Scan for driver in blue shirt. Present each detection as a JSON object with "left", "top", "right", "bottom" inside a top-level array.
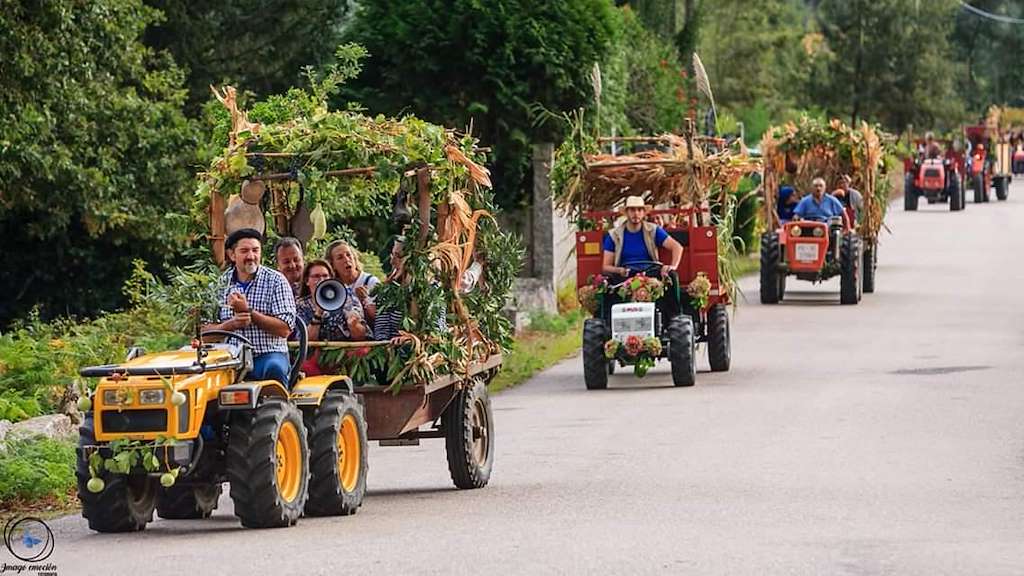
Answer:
[
  {"left": 601, "top": 195, "right": 684, "bottom": 278},
  {"left": 793, "top": 177, "right": 850, "bottom": 228}
]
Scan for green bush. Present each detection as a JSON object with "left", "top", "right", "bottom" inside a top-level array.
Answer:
[
  {"left": 527, "top": 309, "right": 584, "bottom": 335},
  {"left": 0, "top": 438, "right": 77, "bottom": 505}
]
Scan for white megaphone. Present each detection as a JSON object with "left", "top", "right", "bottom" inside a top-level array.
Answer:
[{"left": 314, "top": 279, "right": 349, "bottom": 312}]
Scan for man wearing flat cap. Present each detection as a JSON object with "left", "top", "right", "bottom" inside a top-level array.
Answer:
[
  {"left": 204, "top": 228, "right": 297, "bottom": 386},
  {"left": 602, "top": 195, "right": 684, "bottom": 279}
]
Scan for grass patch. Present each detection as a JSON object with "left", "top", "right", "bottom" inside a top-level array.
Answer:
[
  {"left": 488, "top": 310, "right": 583, "bottom": 393},
  {"left": 0, "top": 437, "right": 77, "bottom": 515},
  {"left": 729, "top": 253, "right": 760, "bottom": 278}
]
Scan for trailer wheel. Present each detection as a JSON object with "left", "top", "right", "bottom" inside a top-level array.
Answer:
[
  {"left": 706, "top": 304, "right": 731, "bottom": 372},
  {"left": 667, "top": 315, "right": 696, "bottom": 387},
  {"left": 949, "top": 176, "right": 963, "bottom": 211},
  {"left": 862, "top": 242, "right": 877, "bottom": 294},
  {"left": 227, "top": 398, "right": 309, "bottom": 528},
  {"left": 445, "top": 378, "right": 494, "bottom": 489},
  {"left": 304, "top": 392, "right": 368, "bottom": 517},
  {"left": 157, "top": 483, "right": 222, "bottom": 520},
  {"left": 840, "top": 233, "right": 861, "bottom": 305},
  {"left": 996, "top": 176, "right": 1008, "bottom": 201},
  {"left": 582, "top": 318, "right": 609, "bottom": 390},
  {"left": 77, "top": 414, "right": 158, "bottom": 532},
  {"left": 759, "top": 232, "right": 782, "bottom": 304}
]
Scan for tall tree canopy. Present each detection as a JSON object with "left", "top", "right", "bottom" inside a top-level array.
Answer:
[
  {"left": 952, "top": 0, "right": 1024, "bottom": 111},
  {"left": 815, "top": 0, "right": 965, "bottom": 130},
  {"left": 342, "top": 0, "right": 618, "bottom": 208},
  {"left": 143, "top": 0, "right": 353, "bottom": 114},
  {"left": 0, "top": 0, "right": 196, "bottom": 324}
]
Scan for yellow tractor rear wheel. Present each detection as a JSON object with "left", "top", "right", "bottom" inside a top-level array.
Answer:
[
  {"left": 227, "top": 398, "right": 309, "bottom": 528},
  {"left": 304, "top": 392, "right": 368, "bottom": 516}
]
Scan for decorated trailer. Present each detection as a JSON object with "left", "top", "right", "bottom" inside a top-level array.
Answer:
[
  {"left": 760, "top": 117, "right": 890, "bottom": 303},
  {"left": 76, "top": 82, "right": 519, "bottom": 532}
]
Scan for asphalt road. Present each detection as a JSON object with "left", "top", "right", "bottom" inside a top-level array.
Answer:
[{"left": 44, "top": 185, "right": 1024, "bottom": 575}]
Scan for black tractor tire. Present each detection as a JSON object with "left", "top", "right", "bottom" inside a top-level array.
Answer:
[
  {"left": 607, "top": 361, "right": 616, "bottom": 375},
  {"left": 667, "top": 315, "right": 696, "bottom": 387},
  {"left": 227, "top": 398, "right": 309, "bottom": 528},
  {"left": 950, "top": 177, "right": 963, "bottom": 211},
  {"left": 904, "top": 174, "right": 918, "bottom": 211},
  {"left": 582, "top": 318, "right": 609, "bottom": 390},
  {"left": 996, "top": 177, "right": 1008, "bottom": 201},
  {"left": 444, "top": 377, "right": 494, "bottom": 489},
  {"left": 76, "top": 414, "right": 158, "bottom": 532},
  {"left": 706, "top": 304, "right": 731, "bottom": 372},
  {"left": 157, "top": 483, "right": 222, "bottom": 520},
  {"left": 759, "top": 232, "right": 782, "bottom": 304},
  {"left": 862, "top": 242, "right": 877, "bottom": 294},
  {"left": 973, "top": 174, "right": 985, "bottom": 203},
  {"left": 304, "top": 392, "right": 368, "bottom": 517},
  {"left": 840, "top": 233, "right": 861, "bottom": 305}
]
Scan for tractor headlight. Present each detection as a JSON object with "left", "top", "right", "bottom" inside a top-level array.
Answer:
[
  {"left": 790, "top": 225, "right": 802, "bottom": 237},
  {"left": 102, "top": 389, "right": 131, "bottom": 406},
  {"left": 812, "top": 227, "right": 825, "bottom": 237},
  {"left": 138, "top": 388, "right": 166, "bottom": 405}
]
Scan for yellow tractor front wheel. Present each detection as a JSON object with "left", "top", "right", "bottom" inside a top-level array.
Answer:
[
  {"left": 304, "top": 392, "right": 368, "bottom": 517},
  {"left": 227, "top": 398, "right": 309, "bottom": 528}
]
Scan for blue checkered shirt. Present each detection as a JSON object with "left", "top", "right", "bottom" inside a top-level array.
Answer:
[{"left": 216, "top": 265, "right": 296, "bottom": 355}]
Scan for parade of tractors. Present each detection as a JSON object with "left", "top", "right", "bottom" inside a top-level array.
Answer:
[{"left": 67, "top": 84, "right": 1020, "bottom": 534}]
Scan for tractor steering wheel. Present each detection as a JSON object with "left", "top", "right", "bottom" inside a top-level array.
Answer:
[
  {"left": 199, "top": 330, "right": 254, "bottom": 348},
  {"left": 623, "top": 260, "right": 667, "bottom": 277}
]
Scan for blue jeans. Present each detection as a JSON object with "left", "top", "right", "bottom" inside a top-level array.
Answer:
[{"left": 252, "top": 352, "right": 290, "bottom": 386}]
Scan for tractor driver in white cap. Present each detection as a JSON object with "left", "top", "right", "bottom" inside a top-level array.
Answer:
[{"left": 601, "top": 195, "right": 684, "bottom": 279}]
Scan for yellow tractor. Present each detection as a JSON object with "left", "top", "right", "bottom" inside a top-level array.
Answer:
[{"left": 76, "top": 322, "right": 369, "bottom": 531}]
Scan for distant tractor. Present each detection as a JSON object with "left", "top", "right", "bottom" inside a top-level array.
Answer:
[
  {"left": 964, "top": 124, "right": 1011, "bottom": 202},
  {"left": 903, "top": 139, "right": 965, "bottom": 212}
]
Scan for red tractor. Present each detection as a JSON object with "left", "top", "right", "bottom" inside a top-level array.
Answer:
[
  {"left": 903, "top": 139, "right": 965, "bottom": 211},
  {"left": 577, "top": 206, "right": 731, "bottom": 389},
  {"left": 964, "top": 124, "right": 1011, "bottom": 202},
  {"left": 760, "top": 209, "right": 862, "bottom": 306}
]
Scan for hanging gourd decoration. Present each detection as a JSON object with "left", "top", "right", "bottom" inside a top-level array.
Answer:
[
  {"left": 289, "top": 181, "right": 314, "bottom": 244},
  {"left": 311, "top": 202, "right": 327, "bottom": 240}
]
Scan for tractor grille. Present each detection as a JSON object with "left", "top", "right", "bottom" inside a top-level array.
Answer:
[
  {"left": 924, "top": 169, "right": 941, "bottom": 178},
  {"left": 101, "top": 409, "right": 168, "bottom": 433}
]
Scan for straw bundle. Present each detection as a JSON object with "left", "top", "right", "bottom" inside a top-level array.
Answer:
[{"left": 556, "top": 135, "right": 760, "bottom": 213}]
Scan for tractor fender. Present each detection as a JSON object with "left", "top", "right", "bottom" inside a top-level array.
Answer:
[
  {"left": 290, "top": 375, "right": 355, "bottom": 407},
  {"left": 217, "top": 380, "right": 291, "bottom": 410}
]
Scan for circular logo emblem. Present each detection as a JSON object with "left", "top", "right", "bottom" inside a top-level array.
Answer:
[{"left": 4, "top": 517, "right": 55, "bottom": 562}]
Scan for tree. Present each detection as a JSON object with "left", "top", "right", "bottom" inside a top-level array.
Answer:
[
  {"left": 816, "top": 0, "right": 965, "bottom": 130},
  {"left": 698, "top": 0, "right": 809, "bottom": 115},
  {"left": 341, "top": 0, "right": 618, "bottom": 208},
  {"left": 0, "top": 0, "right": 196, "bottom": 325},
  {"left": 143, "top": 0, "right": 354, "bottom": 114},
  {"left": 951, "top": 0, "right": 1024, "bottom": 112}
]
